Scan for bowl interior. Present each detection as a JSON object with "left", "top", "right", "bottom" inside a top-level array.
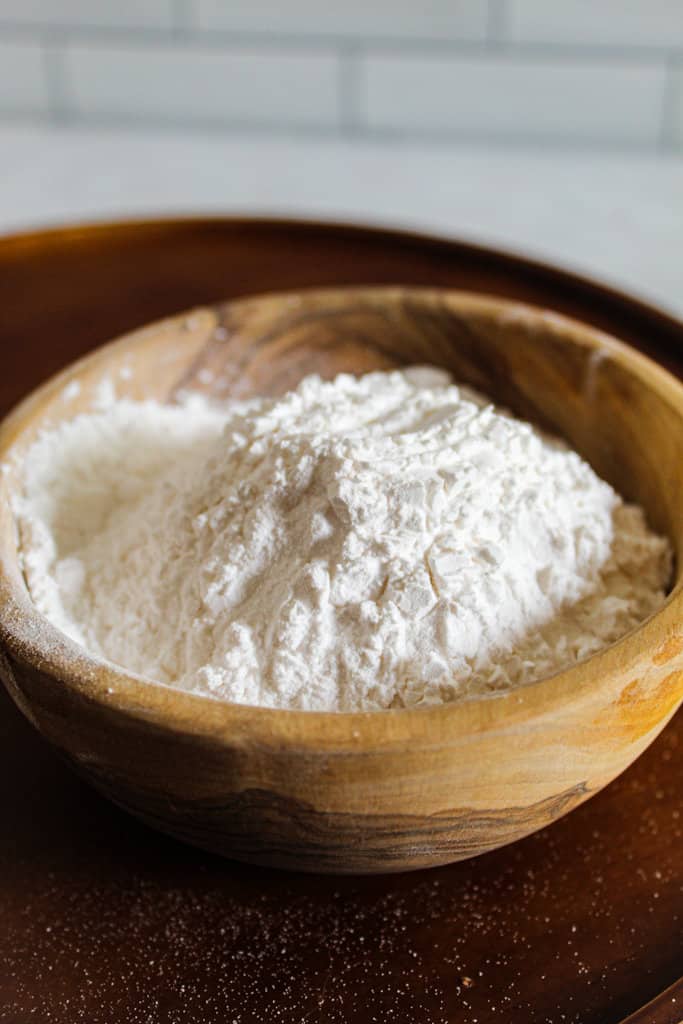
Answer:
[
  {"left": 129, "top": 290, "right": 681, "bottom": 565},
  {"left": 175, "top": 290, "right": 682, "bottom": 568},
  {"left": 0, "top": 287, "right": 681, "bottom": 717}
]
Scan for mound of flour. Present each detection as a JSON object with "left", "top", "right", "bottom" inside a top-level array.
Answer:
[{"left": 14, "top": 368, "right": 671, "bottom": 711}]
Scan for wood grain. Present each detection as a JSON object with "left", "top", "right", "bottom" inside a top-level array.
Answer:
[{"left": 0, "top": 218, "right": 681, "bottom": 1024}]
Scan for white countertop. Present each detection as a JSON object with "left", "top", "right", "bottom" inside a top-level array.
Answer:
[{"left": 1, "top": 124, "right": 681, "bottom": 318}]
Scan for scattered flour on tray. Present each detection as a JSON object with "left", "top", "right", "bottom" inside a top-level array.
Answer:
[{"left": 13, "top": 368, "right": 671, "bottom": 711}]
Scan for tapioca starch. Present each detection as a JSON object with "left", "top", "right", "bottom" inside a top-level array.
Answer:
[{"left": 14, "top": 368, "right": 671, "bottom": 711}]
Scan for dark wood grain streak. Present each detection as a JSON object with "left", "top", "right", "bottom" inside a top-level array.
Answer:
[{"left": 82, "top": 772, "right": 591, "bottom": 873}]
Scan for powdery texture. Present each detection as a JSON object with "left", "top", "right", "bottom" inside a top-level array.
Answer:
[{"left": 14, "top": 369, "right": 671, "bottom": 712}]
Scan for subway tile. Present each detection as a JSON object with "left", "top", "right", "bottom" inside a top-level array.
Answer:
[
  {"left": 197, "top": 0, "right": 488, "bottom": 41},
  {"left": 360, "top": 53, "right": 667, "bottom": 145},
  {"left": 0, "top": 40, "right": 48, "bottom": 112},
  {"left": 508, "top": 0, "right": 683, "bottom": 49},
  {"left": 63, "top": 42, "right": 341, "bottom": 127},
  {"left": 0, "top": 0, "right": 174, "bottom": 30}
]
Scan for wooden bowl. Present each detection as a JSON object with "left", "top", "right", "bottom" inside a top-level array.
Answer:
[{"left": 0, "top": 287, "right": 681, "bottom": 875}]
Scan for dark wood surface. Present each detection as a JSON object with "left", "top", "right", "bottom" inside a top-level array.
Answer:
[{"left": 0, "top": 217, "right": 681, "bottom": 1024}]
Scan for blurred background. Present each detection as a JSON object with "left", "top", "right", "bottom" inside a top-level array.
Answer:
[{"left": 0, "top": 0, "right": 681, "bottom": 313}]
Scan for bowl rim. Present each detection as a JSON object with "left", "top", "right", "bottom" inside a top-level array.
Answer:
[{"left": 0, "top": 285, "right": 681, "bottom": 751}]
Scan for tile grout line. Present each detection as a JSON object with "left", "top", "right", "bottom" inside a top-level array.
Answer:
[
  {"left": 0, "top": 20, "right": 682, "bottom": 61},
  {"left": 0, "top": 106, "right": 666, "bottom": 156}
]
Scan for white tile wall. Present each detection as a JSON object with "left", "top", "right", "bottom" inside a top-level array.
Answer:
[
  {"left": 197, "top": 0, "right": 489, "bottom": 42},
  {"left": 0, "top": 40, "right": 48, "bottom": 113},
  {"left": 64, "top": 43, "right": 341, "bottom": 127},
  {"left": 0, "top": 0, "right": 680, "bottom": 150},
  {"left": 361, "top": 53, "right": 667, "bottom": 145},
  {"left": 0, "top": 0, "right": 175, "bottom": 30},
  {"left": 509, "top": 0, "right": 683, "bottom": 49}
]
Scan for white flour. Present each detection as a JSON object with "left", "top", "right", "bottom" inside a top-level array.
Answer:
[{"left": 14, "top": 368, "right": 671, "bottom": 712}]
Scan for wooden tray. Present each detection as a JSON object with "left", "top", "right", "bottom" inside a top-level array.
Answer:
[{"left": 0, "top": 217, "right": 681, "bottom": 1024}]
